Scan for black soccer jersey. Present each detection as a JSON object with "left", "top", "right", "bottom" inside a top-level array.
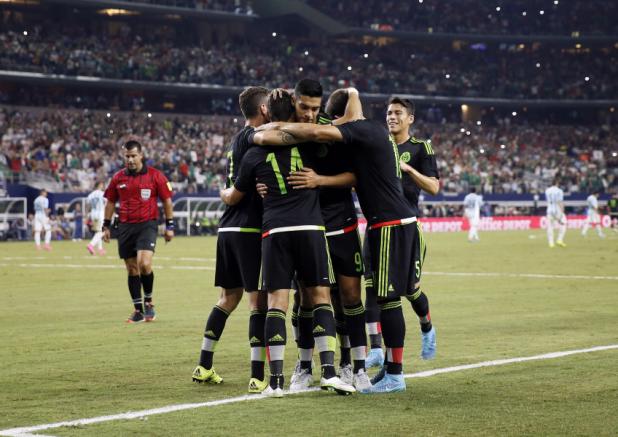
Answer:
[
  {"left": 218, "top": 126, "right": 263, "bottom": 229},
  {"left": 398, "top": 137, "right": 440, "bottom": 216},
  {"left": 235, "top": 142, "right": 324, "bottom": 231},
  {"left": 313, "top": 143, "right": 358, "bottom": 231},
  {"left": 336, "top": 119, "right": 414, "bottom": 225}
]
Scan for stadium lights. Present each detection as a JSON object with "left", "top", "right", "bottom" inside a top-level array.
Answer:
[
  {"left": 97, "top": 8, "right": 138, "bottom": 16},
  {"left": 466, "top": 131, "right": 471, "bottom": 136},
  {"left": 575, "top": 43, "right": 582, "bottom": 49},
  {"left": 23, "top": 30, "right": 27, "bottom": 36},
  {"left": 460, "top": 128, "right": 466, "bottom": 133},
  {"left": 298, "top": 67, "right": 303, "bottom": 71},
  {"left": 347, "top": 66, "right": 352, "bottom": 71},
  {"left": 613, "top": 152, "right": 617, "bottom": 157},
  {"left": 611, "top": 107, "right": 616, "bottom": 112},
  {"left": 585, "top": 76, "right": 590, "bottom": 81},
  {"left": 554, "top": 0, "right": 559, "bottom": 4},
  {"left": 539, "top": 10, "right": 545, "bottom": 15},
  {"left": 480, "top": 148, "right": 485, "bottom": 154},
  {"left": 500, "top": 144, "right": 506, "bottom": 149},
  {"left": 522, "top": 11, "right": 527, "bottom": 16},
  {"left": 496, "top": 6, "right": 501, "bottom": 12},
  {"left": 418, "top": 0, "right": 423, "bottom": 3},
  {"left": 512, "top": 111, "right": 517, "bottom": 116},
  {"left": 147, "top": 113, "right": 152, "bottom": 118},
  {"left": 461, "top": 104, "right": 468, "bottom": 111},
  {"left": 536, "top": 62, "right": 541, "bottom": 68},
  {"left": 445, "top": 74, "right": 450, "bottom": 79},
  {"left": 476, "top": 121, "right": 482, "bottom": 126},
  {"left": 304, "top": 51, "right": 309, "bottom": 56},
  {"left": 106, "top": 113, "right": 111, "bottom": 118},
  {"left": 110, "top": 130, "right": 114, "bottom": 134},
  {"left": 233, "top": 118, "right": 238, "bottom": 123},
  {"left": 272, "top": 32, "right": 277, "bottom": 37},
  {"left": 363, "top": 53, "right": 369, "bottom": 58}
]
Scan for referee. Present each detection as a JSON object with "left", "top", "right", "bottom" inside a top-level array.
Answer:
[{"left": 103, "top": 140, "right": 174, "bottom": 323}]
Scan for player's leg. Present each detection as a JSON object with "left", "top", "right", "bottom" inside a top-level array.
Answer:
[
  {"left": 43, "top": 220, "right": 52, "bottom": 250},
  {"left": 123, "top": 256, "right": 144, "bottom": 323},
  {"left": 547, "top": 216, "right": 555, "bottom": 247},
  {"left": 557, "top": 215, "right": 567, "bottom": 246},
  {"left": 88, "top": 219, "right": 102, "bottom": 254},
  {"left": 363, "top": 232, "right": 384, "bottom": 367},
  {"left": 34, "top": 219, "right": 42, "bottom": 249},
  {"left": 135, "top": 221, "right": 159, "bottom": 320},
  {"left": 582, "top": 215, "right": 591, "bottom": 236},
  {"left": 289, "top": 286, "right": 315, "bottom": 391},
  {"left": 331, "top": 284, "right": 352, "bottom": 382},
  {"left": 193, "top": 287, "right": 243, "bottom": 385},
  {"left": 264, "top": 289, "right": 289, "bottom": 397},
  {"left": 291, "top": 288, "right": 300, "bottom": 347},
  {"left": 406, "top": 222, "right": 435, "bottom": 359},
  {"left": 594, "top": 213, "right": 605, "bottom": 237},
  {"left": 247, "top": 290, "right": 268, "bottom": 393}
]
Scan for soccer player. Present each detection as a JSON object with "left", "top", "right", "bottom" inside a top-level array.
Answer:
[
  {"left": 581, "top": 191, "right": 605, "bottom": 238},
  {"left": 608, "top": 192, "right": 618, "bottom": 232},
  {"left": 545, "top": 179, "right": 567, "bottom": 248},
  {"left": 221, "top": 90, "right": 355, "bottom": 397},
  {"left": 192, "top": 86, "right": 270, "bottom": 393},
  {"left": 260, "top": 88, "right": 422, "bottom": 393},
  {"left": 386, "top": 97, "right": 439, "bottom": 360},
  {"left": 463, "top": 187, "right": 483, "bottom": 242},
  {"left": 102, "top": 140, "right": 174, "bottom": 323},
  {"left": 33, "top": 189, "right": 52, "bottom": 251},
  {"left": 86, "top": 181, "right": 107, "bottom": 255},
  {"left": 287, "top": 112, "right": 369, "bottom": 389}
]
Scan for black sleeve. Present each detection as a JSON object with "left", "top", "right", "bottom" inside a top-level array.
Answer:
[
  {"left": 234, "top": 150, "right": 257, "bottom": 193},
  {"left": 334, "top": 122, "right": 357, "bottom": 146},
  {"left": 419, "top": 145, "right": 440, "bottom": 179}
]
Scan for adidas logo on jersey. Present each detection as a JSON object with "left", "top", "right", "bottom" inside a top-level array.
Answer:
[
  {"left": 204, "top": 330, "right": 216, "bottom": 338},
  {"left": 313, "top": 325, "right": 326, "bottom": 334},
  {"left": 269, "top": 334, "right": 285, "bottom": 343},
  {"left": 249, "top": 336, "right": 261, "bottom": 344},
  {"left": 388, "top": 284, "right": 395, "bottom": 292}
]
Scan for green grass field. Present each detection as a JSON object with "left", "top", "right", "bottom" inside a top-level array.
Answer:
[{"left": 1, "top": 230, "right": 617, "bottom": 436}]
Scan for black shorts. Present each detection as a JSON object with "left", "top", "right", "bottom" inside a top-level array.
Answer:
[
  {"left": 214, "top": 231, "right": 262, "bottom": 291},
  {"left": 117, "top": 220, "right": 158, "bottom": 259},
  {"left": 326, "top": 226, "right": 364, "bottom": 278},
  {"left": 261, "top": 230, "right": 333, "bottom": 291},
  {"left": 366, "top": 220, "right": 424, "bottom": 299}
]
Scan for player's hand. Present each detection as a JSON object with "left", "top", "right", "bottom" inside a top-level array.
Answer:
[
  {"left": 102, "top": 227, "right": 111, "bottom": 243},
  {"left": 164, "top": 229, "right": 174, "bottom": 243},
  {"left": 255, "top": 122, "right": 283, "bottom": 132},
  {"left": 256, "top": 182, "right": 268, "bottom": 198},
  {"left": 400, "top": 160, "right": 413, "bottom": 174},
  {"left": 288, "top": 167, "right": 322, "bottom": 189},
  {"left": 270, "top": 88, "right": 288, "bottom": 99}
]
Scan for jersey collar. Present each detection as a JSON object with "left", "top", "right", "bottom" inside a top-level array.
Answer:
[{"left": 125, "top": 164, "right": 148, "bottom": 176}]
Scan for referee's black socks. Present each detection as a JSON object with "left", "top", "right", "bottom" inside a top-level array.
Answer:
[
  {"left": 141, "top": 272, "right": 154, "bottom": 304},
  {"left": 128, "top": 275, "right": 143, "bottom": 312}
]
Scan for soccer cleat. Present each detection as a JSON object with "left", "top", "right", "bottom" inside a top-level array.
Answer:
[
  {"left": 549, "top": 243, "right": 555, "bottom": 248},
  {"left": 192, "top": 365, "right": 223, "bottom": 384},
  {"left": 338, "top": 364, "right": 353, "bottom": 385},
  {"left": 320, "top": 376, "right": 356, "bottom": 395},
  {"left": 556, "top": 240, "right": 567, "bottom": 248},
  {"left": 262, "top": 385, "right": 284, "bottom": 398},
  {"left": 353, "top": 369, "right": 372, "bottom": 392},
  {"left": 43, "top": 244, "right": 52, "bottom": 251},
  {"left": 126, "top": 310, "right": 144, "bottom": 324},
  {"left": 87, "top": 244, "right": 95, "bottom": 255},
  {"left": 363, "top": 372, "right": 406, "bottom": 394},
  {"left": 289, "top": 368, "right": 313, "bottom": 392},
  {"left": 365, "top": 348, "right": 385, "bottom": 368},
  {"left": 371, "top": 365, "right": 386, "bottom": 385},
  {"left": 144, "top": 303, "right": 156, "bottom": 322},
  {"left": 421, "top": 327, "right": 437, "bottom": 360},
  {"left": 248, "top": 377, "right": 268, "bottom": 394}
]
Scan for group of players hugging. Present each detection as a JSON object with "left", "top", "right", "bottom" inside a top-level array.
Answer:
[{"left": 191, "top": 79, "right": 440, "bottom": 396}]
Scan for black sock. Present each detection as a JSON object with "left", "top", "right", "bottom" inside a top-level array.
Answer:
[
  {"left": 379, "top": 299, "right": 405, "bottom": 375},
  {"left": 343, "top": 302, "right": 367, "bottom": 373},
  {"left": 128, "top": 275, "right": 143, "bottom": 312},
  {"left": 249, "top": 310, "right": 266, "bottom": 380},
  {"left": 365, "top": 278, "right": 383, "bottom": 348},
  {"left": 298, "top": 306, "right": 314, "bottom": 371},
  {"left": 333, "top": 295, "right": 351, "bottom": 367},
  {"left": 199, "top": 306, "right": 229, "bottom": 369},
  {"left": 141, "top": 272, "right": 154, "bottom": 304},
  {"left": 313, "top": 303, "right": 337, "bottom": 379},
  {"left": 407, "top": 288, "right": 432, "bottom": 333},
  {"left": 266, "top": 309, "right": 287, "bottom": 389}
]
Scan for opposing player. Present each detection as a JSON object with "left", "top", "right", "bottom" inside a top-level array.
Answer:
[
  {"left": 581, "top": 191, "right": 605, "bottom": 238},
  {"left": 608, "top": 191, "right": 618, "bottom": 232},
  {"left": 86, "top": 181, "right": 107, "bottom": 255},
  {"left": 103, "top": 140, "right": 174, "bottom": 323},
  {"left": 33, "top": 189, "right": 52, "bottom": 251},
  {"left": 192, "top": 86, "right": 270, "bottom": 393},
  {"left": 259, "top": 88, "right": 422, "bottom": 393},
  {"left": 545, "top": 179, "right": 567, "bottom": 248},
  {"left": 463, "top": 187, "right": 483, "bottom": 242},
  {"left": 221, "top": 91, "right": 356, "bottom": 397}
]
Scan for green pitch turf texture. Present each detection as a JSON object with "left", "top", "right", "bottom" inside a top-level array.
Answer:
[{"left": 1, "top": 230, "right": 617, "bottom": 436}]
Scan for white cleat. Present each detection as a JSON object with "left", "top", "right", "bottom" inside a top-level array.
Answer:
[
  {"left": 321, "top": 376, "right": 356, "bottom": 396},
  {"left": 262, "top": 386, "right": 284, "bottom": 398},
  {"left": 338, "top": 364, "right": 353, "bottom": 385},
  {"left": 289, "top": 368, "right": 314, "bottom": 392}
]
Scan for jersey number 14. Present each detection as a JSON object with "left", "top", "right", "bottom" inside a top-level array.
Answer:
[{"left": 266, "top": 147, "right": 304, "bottom": 195}]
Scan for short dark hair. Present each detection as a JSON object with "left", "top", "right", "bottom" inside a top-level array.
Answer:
[
  {"left": 470, "top": 186, "right": 477, "bottom": 193},
  {"left": 239, "top": 86, "right": 269, "bottom": 119},
  {"left": 294, "top": 79, "right": 323, "bottom": 98},
  {"left": 268, "top": 90, "right": 295, "bottom": 122},
  {"left": 124, "top": 140, "right": 142, "bottom": 152},
  {"left": 388, "top": 97, "right": 415, "bottom": 116},
  {"left": 325, "top": 89, "right": 349, "bottom": 118}
]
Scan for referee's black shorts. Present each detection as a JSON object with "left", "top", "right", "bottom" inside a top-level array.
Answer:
[
  {"left": 117, "top": 220, "right": 158, "bottom": 259},
  {"left": 366, "top": 220, "right": 424, "bottom": 300},
  {"left": 261, "top": 230, "right": 333, "bottom": 291},
  {"left": 214, "top": 231, "right": 262, "bottom": 291}
]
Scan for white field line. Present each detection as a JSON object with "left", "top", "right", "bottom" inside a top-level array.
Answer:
[
  {"left": 1, "top": 261, "right": 616, "bottom": 281},
  {"left": 1, "top": 344, "right": 617, "bottom": 437}
]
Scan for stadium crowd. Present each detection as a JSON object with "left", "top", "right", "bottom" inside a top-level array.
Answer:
[
  {"left": 308, "top": 0, "right": 618, "bottom": 35},
  {"left": 1, "top": 24, "right": 615, "bottom": 99},
  {"left": 2, "top": 107, "right": 616, "bottom": 195},
  {"left": 121, "top": 0, "right": 254, "bottom": 14}
]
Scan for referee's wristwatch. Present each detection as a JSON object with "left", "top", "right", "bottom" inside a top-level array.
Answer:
[{"left": 165, "top": 218, "right": 175, "bottom": 231}]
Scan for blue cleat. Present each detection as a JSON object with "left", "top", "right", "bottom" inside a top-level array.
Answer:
[
  {"left": 370, "top": 365, "right": 386, "bottom": 385},
  {"left": 362, "top": 372, "right": 406, "bottom": 394},
  {"left": 365, "top": 348, "right": 385, "bottom": 369},
  {"left": 421, "top": 327, "right": 436, "bottom": 360}
]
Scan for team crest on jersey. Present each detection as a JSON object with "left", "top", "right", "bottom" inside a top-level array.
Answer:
[
  {"left": 141, "top": 189, "right": 152, "bottom": 199},
  {"left": 400, "top": 151, "right": 411, "bottom": 163}
]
